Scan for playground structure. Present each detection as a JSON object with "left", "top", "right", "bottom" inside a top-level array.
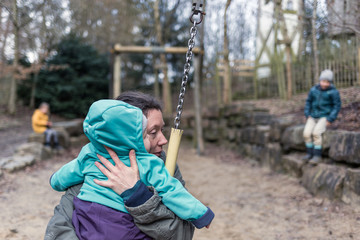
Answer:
[{"left": 109, "top": 1, "right": 206, "bottom": 174}]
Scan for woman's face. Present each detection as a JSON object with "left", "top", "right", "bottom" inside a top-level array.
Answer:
[{"left": 143, "top": 109, "right": 168, "bottom": 156}]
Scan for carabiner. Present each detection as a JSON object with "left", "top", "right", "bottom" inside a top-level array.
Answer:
[{"left": 189, "top": 1, "right": 206, "bottom": 25}]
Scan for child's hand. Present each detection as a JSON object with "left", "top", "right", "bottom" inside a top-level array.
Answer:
[{"left": 326, "top": 121, "right": 331, "bottom": 127}]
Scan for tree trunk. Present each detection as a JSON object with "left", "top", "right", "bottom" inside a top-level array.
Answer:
[
  {"left": 273, "top": 0, "right": 286, "bottom": 99},
  {"left": 312, "top": 0, "right": 319, "bottom": 79},
  {"left": 358, "top": 47, "right": 360, "bottom": 86},
  {"left": 0, "top": 14, "right": 11, "bottom": 63},
  {"left": 297, "top": 0, "right": 305, "bottom": 61},
  {"left": 223, "top": 0, "right": 232, "bottom": 104},
  {"left": 199, "top": 0, "right": 206, "bottom": 107},
  {"left": 113, "top": 53, "right": 121, "bottom": 97},
  {"left": 199, "top": 0, "right": 206, "bottom": 106},
  {"left": 29, "top": 71, "right": 38, "bottom": 108},
  {"left": 152, "top": 56, "right": 160, "bottom": 99},
  {"left": 193, "top": 56, "right": 204, "bottom": 155},
  {"left": 285, "top": 44, "right": 292, "bottom": 99},
  {"left": 215, "top": 56, "right": 222, "bottom": 106},
  {"left": 8, "top": 0, "right": 19, "bottom": 114},
  {"left": 154, "top": 0, "right": 172, "bottom": 116}
]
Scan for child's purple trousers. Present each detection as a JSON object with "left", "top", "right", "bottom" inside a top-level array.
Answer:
[{"left": 72, "top": 197, "right": 152, "bottom": 240}]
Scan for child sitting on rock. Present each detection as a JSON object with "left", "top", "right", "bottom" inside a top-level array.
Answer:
[
  {"left": 31, "top": 102, "right": 61, "bottom": 150},
  {"left": 302, "top": 69, "right": 341, "bottom": 164}
]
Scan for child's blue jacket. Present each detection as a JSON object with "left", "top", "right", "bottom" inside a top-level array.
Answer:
[
  {"left": 50, "top": 100, "right": 213, "bottom": 228},
  {"left": 304, "top": 84, "right": 341, "bottom": 122}
]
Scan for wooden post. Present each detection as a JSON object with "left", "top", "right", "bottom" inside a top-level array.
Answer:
[
  {"left": 113, "top": 53, "right": 121, "bottom": 98},
  {"left": 312, "top": 0, "right": 319, "bottom": 80},
  {"left": 215, "top": 57, "right": 222, "bottom": 106},
  {"left": 223, "top": 0, "right": 232, "bottom": 104},
  {"left": 194, "top": 56, "right": 204, "bottom": 155},
  {"left": 358, "top": 47, "right": 360, "bottom": 86},
  {"left": 285, "top": 44, "right": 292, "bottom": 99}
]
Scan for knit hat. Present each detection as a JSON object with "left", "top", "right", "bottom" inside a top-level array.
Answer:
[{"left": 319, "top": 69, "right": 333, "bottom": 82}]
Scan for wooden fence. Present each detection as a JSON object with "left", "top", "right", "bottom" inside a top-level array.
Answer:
[
  {"left": 203, "top": 47, "right": 359, "bottom": 105},
  {"left": 247, "top": 47, "right": 360, "bottom": 99},
  {"left": 292, "top": 53, "right": 359, "bottom": 94}
]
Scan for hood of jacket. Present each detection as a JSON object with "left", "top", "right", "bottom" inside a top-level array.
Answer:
[{"left": 83, "top": 99, "right": 147, "bottom": 156}]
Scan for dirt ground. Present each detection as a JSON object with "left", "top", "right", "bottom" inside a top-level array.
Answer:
[
  {"left": 0, "top": 142, "right": 359, "bottom": 240},
  {"left": 1, "top": 87, "right": 360, "bottom": 240}
]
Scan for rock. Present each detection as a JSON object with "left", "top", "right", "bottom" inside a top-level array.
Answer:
[
  {"left": 53, "top": 127, "right": 71, "bottom": 148},
  {"left": 239, "top": 126, "right": 270, "bottom": 146},
  {"left": 238, "top": 143, "right": 252, "bottom": 156},
  {"left": 222, "top": 103, "right": 255, "bottom": 118},
  {"left": 252, "top": 145, "right": 266, "bottom": 161},
  {"left": 269, "top": 116, "right": 295, "bottom": 142},
  {"left": 2, "top": 155, "right": 36, "bottom": 172},
  {"left": 342, "top": 168, "right": 360, "bottom": 205},
  {"left": 15, "top": 142, "right": 53, "bottom": 161},
  {"left": 0, "top": 157, "right": 12, "bottom": 168},
  {"left": 53, "top": 119, "right": 84, "bottom": 136},
  {"left": 254, "top": 125, "right": 270, "bottom": 146},
  {"left": 322, "top": 130, "right": 337, "bottom": 152},
  {"left": 301, "top": 164, "right": 346, "bottom": 199},
  {"left": 281, "top": 124, "right": 305, "bottom": 152},
  {"left": 238, "top": 143, "right": 264, "bottom": 161},
  {"left": 182, "top": 128, "right": 194, "bottom": 140},
  {"left": 28, "top": 132, "right": 44, "bottom": 143},
  {"left": 227, "top": 128, "right": 237, "bottom": 142},
  {"left": 203, "top": 107, "right": 220, "bottom": 119},
  {"left": 239, "top": 127, "right": 257, "bottom": 144},
  {"left": 27, "top": 127, "right": 70, "bottom": 149},
  {"left": 251, "top": 111, "right": 273, "bottom": 126},
  {"left": 328, "top": 131, "right": 360, "bottom": 164},
  {"left": 261, "top": 143, "right": 283, "bottom": 172},
  {"left": 234, "top": 113, "right": 252, "bottom": 127},
  {"left": 282, "top": 154, "right": 307, "bottom": 178},
  {"left": 203, "top": 120, "right": 220, "bottom": 142}
]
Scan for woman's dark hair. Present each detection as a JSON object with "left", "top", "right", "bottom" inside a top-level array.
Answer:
[{"left": 115, "top": 91, "right": 162, "bottom": 117}]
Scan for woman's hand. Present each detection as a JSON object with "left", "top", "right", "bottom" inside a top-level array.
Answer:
[{"left": 94, "top": 146, "right": 140, "bottom": 195}]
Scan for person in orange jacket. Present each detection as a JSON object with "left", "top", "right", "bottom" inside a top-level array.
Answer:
[{"left": 32, "top": 102, "right": 61, "bottom": 149}]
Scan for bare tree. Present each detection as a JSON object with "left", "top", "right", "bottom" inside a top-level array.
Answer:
[
  {"left": 7, "top": 0, "right": 19, "bottom": 114},
  {"left": 1, "top": 0, "right": 47, "bottom": 113},
  {"left": 326, "top": 0, "right": 360, "bottom": 36},
  {"left": 312, "top": 0, "right": 319, "bottom": 79},
  {"left": 223, "top": 0, "right": 232, "bottom": 104}
]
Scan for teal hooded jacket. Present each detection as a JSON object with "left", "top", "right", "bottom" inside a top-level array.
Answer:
[
  {"left": 304, "top": 84, "right": 341, "bottom": 122},
  {"left": 50, "top": 100, "right": 213, "bottom": 227}
]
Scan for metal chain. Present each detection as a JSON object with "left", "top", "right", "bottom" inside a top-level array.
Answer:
[{"left": 174, "top": 21, "right": 198, "bottom": 129}]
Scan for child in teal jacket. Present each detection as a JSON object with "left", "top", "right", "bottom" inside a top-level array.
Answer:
[
  {"left": 50, "top": 100, "right": 214, "bottom": 239},
  {"left": 303, "top": 69, "right": 341, "bottom": 164}
]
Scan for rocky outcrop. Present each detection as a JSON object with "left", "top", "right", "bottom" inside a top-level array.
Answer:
[
  {"left": 0, "top": 142, "right": 52, "bottom": 173},
  {"left": 342, "top": 168, "right": 360, "bottom": 205},
  {"left": 178, "top": 103, "right": 360, "bottom": 206},
  {"left": 301, "top": 164, "right": 346, "bottom": 199},
  {"left": 329, "top": 131, "right": 360, "bottom": 164},
  {"left": 282, "top": 154, "right": 307, "bottom": 178},
  {"left": 281, "top": 125, "right": 306, "bottom": 152},
  {"left": 1, "top": 119, "right": 86, "bottom": 174}
]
